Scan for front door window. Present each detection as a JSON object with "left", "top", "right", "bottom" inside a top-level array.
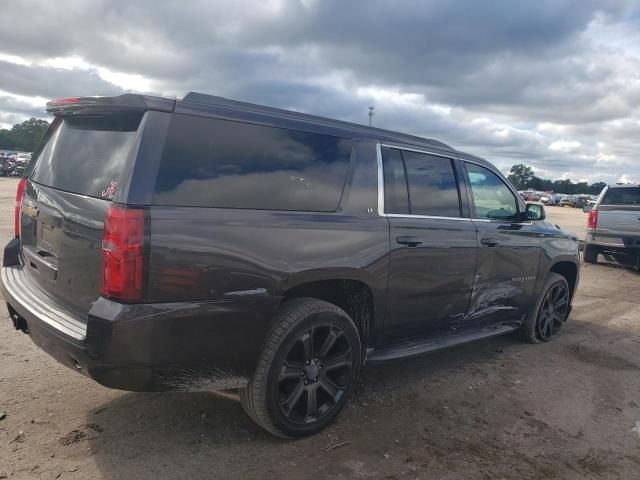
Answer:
[{"left": 465, "top": 163, "right": 518, "bottom": 220}]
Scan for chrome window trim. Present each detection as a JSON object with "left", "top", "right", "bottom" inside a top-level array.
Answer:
[
  {"left": 376, "top": 143, "right": 529, "bottom": 225},
  {"left": 376, "top": 142, "right": 385, "bottom": 216},
  {"left": 380, "top": 143, "right": 458, "bottom": 160},
  {"left": 387, "top": 213, "right": 473, "bottom": 222},
  {"left": 377, "top": 142, "right": 467, "bottom": 220}
]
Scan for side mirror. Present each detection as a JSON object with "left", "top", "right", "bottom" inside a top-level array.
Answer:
[{"left": 525, "top": 203, "right": 545, "bottom": 221}]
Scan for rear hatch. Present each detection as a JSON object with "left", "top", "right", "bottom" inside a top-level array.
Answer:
[
  {"left": 596, "top": 186, "right": 640, "bottom": 239},
  {"left": 20, "top": 111, "right": 144, "bottom": 318}
]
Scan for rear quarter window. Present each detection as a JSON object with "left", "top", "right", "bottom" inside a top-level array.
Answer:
[
  {"left": 601, "top": 187, "right": 640, "bottom": 205},
  {"left": 152, "top": 115, "right": 352, "bottom": 211},
  {"left": 31, "top": 113, "right": 142, "bottom": 199}
]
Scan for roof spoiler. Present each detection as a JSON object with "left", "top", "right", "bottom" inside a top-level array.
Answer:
[{"left": 46, "top": 94, "right": 176, "bottom": 116}]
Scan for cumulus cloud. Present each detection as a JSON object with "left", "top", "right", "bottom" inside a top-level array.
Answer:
[{"left": 0, "top": 0, "right": 639, "bottom": 182}]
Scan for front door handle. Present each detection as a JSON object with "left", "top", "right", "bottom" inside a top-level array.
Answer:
[
  {"left": 396, "top": 236, "right": 423, "bottom": 247},
  {"left": 480, "top": 237, "right": 500, "bottom": 247}
]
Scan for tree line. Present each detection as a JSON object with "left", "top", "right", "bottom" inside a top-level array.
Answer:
[
  {"left": 507, "top": 164, "right": 606, "bottom": 195},
  {"left": 0, "top": 118, "right": 50, "bottom": 152}
]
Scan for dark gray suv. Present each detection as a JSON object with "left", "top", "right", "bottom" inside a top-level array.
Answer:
[{"left": 1, "top": 93, "right": 580, "bottom": 437}]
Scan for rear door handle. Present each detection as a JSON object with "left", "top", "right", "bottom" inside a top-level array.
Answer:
[
  {"left": 396, "top": 236, "right": 423, "bottom": 247},
  {"left": 480, "top": 237, "right": 500, "bottom": 247}
]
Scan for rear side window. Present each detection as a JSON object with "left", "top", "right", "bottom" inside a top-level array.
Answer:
[
  {"left": 31, "top": 113, "right": 142, "bottom": 199},
  {"left": 382, "top": 147, "right": 461, "bottom": 217},
  {"left": 601, "top": 187, "right": 640, "bottom": 205},
  {"left": 153, "top": 115, "right": 352, "bottom": 211}
]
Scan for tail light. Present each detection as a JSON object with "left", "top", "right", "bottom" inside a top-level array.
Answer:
[
  {"left": 48, "top": 97, "right": 82, "bottom": 106},
  {"left": 14, "top": 177, "right": 27, "bottom": 237},
  {"left": 587, "top": 209, "right": 598, "bottom": 229},
  {"left": 100, "top": 206, "right": 145, "bottom": 302}
]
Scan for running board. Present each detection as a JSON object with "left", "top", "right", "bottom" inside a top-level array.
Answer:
[{"left": 366, "top": 322, "right": 520, "bottom": 364}]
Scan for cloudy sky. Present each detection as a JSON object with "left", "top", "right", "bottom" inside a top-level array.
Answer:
[{"left": 1, "top": 0, "right": 639, "bottom": 183}]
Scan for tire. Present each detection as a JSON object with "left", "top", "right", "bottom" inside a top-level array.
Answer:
[
  {"left": 240, "top": 298, "right": 361, "bottom": 438},
  {"left": 517, "top": 272, "right": 570, "bottom": 343},
  {"left": 583, "top": 243, "right": 598, "bottom": 264}
]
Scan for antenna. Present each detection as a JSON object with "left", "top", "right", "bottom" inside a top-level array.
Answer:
[{"left": 368, "top": 105, "right": 375, "bottom": 126}]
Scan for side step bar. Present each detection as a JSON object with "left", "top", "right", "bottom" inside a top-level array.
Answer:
[{"left": 366, "top": 322, "right": 520, "bottom": 363}]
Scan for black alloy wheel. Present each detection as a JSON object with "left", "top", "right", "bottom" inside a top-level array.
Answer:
[
  {"left": 536, "top": 281, "right": 569, "bottom": 341},
  {"left": 240, "top": 298, "right": 361, "bottom": 437},
  {"left": 277, "top": 324, "right": 354, "bottom": 424}
]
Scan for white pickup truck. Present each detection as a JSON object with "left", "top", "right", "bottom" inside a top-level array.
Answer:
[{"left": 584, "top": 184, "right": 640, "bottom": 266}]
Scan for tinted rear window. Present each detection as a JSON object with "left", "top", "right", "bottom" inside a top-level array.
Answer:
[
  {"left": 382, "top": 146, "right": 461, "bottom": 217},
  {"left": 601, "top": 187, "right": 640, "bottom": 205},
  {"left": 153, "top": 115, "right": 352, "bottom": 211},
  {"left": 31, "top": 113, "right": 141, "bottom": 199},
  {"left": 401, "top": 150, "right": 461, "bottom": 217}
]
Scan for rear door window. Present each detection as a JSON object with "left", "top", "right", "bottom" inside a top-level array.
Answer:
[
  {"left": 401, "top": 151, "right": 461, "bottom": 217},
  {"left": 30, "top": 113, "right": 142, "bottom": 199},
  {"left": 153, "top": 115, "right": 352, "bottom": 211},
  {"left": 601, "top": 187, "right": 640, "bottom": 205},
  {"left": 382, "top": 147, "right": 461, "bottom": 217}
]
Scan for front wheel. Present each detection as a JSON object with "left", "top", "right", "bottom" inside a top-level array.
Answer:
[
  {"left": 517, "top": 273, "right": 571, "bottom": 343},
  {"left": 240, "top": 298, "right": 361, "bottom": 438}
]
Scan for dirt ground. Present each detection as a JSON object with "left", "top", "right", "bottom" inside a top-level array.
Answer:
[
  {"left": 1, "top": 177, "right": 639, "bottom": 480},
  {"left": 545, "top": 205, "right": 588, "bottom": 241}
]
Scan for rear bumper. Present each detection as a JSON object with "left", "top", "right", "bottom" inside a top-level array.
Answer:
[
  {"left": 586, "top": 231, "right": 640, "bottom": 250},
  {"left": 1, "top": 264, "right": 280, "bottom": 392}
]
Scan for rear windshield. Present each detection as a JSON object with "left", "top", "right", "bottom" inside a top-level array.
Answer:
[
  {"left": 30, "top": 113, "right": 142, "bottom": 199},
  {"left": 152, "top": 114, "right": 352, "bottom": 211},
  {"left": 601, "top": 187, "right": 640, "bottom": 206}
]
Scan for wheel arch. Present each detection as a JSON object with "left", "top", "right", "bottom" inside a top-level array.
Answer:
[
  {"left": 548, "top": 260, "right": 579, "bottom": 299},
  {"left": 277, "top": 271, "right": 382, "bottom": 357}
]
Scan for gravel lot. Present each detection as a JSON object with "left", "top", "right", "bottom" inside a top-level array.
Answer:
[
  {"left": 1, "top": 177, "right": 639, "bottom": 479},
  {"left": 545, "top": 205, "right": 588, "bottom": 241}
]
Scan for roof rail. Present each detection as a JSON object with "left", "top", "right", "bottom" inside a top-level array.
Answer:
[{"left": 181, "top": 92, "right": 452, "bottom": 150}]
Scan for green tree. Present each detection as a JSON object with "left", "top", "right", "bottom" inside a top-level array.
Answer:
[
  {"left": 529, "top": 176, "right": 544, "bottom": 191},
  {"left": 589, "top": 182, "right": 606, "bottom": 195},
  {"left": 507, "top": 164, "right": 535, "bottom": 190},
  {"left": 504, "top": 163, "right": 607, "bottom": 195},
  {"left": 553, "top": 179, "right": 573, "bottom": 194},
  {"left": 0, "top": 118, "right": 50, "bottom": 151}
]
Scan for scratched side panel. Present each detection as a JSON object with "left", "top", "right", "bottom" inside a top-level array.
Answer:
[{"left": 465, "top": 224, "right": 542, "bottom": 328}]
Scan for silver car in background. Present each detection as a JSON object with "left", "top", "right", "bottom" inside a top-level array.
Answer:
[{"left": 584, "top": 184, "right": 640, "bottom": 267}]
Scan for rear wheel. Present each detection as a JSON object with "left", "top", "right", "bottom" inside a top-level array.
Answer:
[
  {"left": 240, "top": 298, "right": 361, "bottom": 438},
  {"left": 583, "top": 243, "right": 598, "bottom": 264},
  {"left": 517, "top": 273, "right": 570, "bottom": 343}
]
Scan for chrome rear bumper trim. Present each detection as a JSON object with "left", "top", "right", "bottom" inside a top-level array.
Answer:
[{"left": 1, "top": 266, "right": 87, "bottom": 341}]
